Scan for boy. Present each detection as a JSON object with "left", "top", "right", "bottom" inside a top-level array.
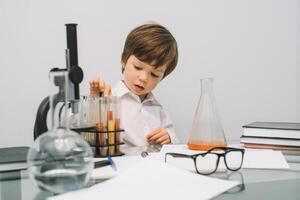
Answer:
[{"left": 90, "top": 23, "right": 179, "bottom": 146}]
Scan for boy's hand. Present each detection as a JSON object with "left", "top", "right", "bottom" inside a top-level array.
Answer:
[
  {"left": 89, "top": 76, "right": 111, "bottom": 97},
  {"left": 146, "top": 128, "right": 171, "bottom": 145}
]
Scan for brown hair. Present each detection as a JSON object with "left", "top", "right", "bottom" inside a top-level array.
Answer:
[{"left": 121, "top": 23, "right": 178, "bottom": 78}]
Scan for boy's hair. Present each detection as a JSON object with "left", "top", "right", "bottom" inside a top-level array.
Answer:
[{"left": 121, "top": 23, "right": 178, "bottom": 78}]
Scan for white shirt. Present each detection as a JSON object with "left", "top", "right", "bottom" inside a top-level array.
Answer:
[{"left": 112, "top": 80, "right": 179, "bottom": 147}]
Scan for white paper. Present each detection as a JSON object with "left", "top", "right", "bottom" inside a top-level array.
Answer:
[
  {"left": 242, "top": 149, "right": 290, "bottom": 169},
  {"left": 49, "top": 157, "right": 239, "bottom": 200},
  {"left": 91, "top": 155, "right": 143, "bottom": 179}
]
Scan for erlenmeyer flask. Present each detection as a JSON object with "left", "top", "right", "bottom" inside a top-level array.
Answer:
[{"left": 187, "top": 78, "right": 227, "bottom": 150}]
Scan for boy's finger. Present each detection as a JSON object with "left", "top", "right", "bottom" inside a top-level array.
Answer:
[
  {"left": 103, "top": 83, "right": 111, "bottom": 96},
  {"left": 161, "top": 139, "right": 171, "bottom": 145},
  {"left": 99, "top": 79, "right": 105, "bottom": 90},
  {"left": 147, "top": 131, "right": 161, "bottom": 141},
  {"left": 89, "top": 80, "right": 94, "bottom": 87},
  {"left": 155, "top": 134, "right": 169, "bottom": 143},
  {"left": 147, "top": 129, "right": 165, "bottom": 141},
  {"left": 146, "top": 128, "right": 163, "bottom": 139},
  {"left": 90, "top": 77, "right": 99, "bottom": 87}
]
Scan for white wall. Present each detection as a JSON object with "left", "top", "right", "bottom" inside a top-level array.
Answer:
[{"left": 0, "top": 0, "right": 298, "bottom": 147}]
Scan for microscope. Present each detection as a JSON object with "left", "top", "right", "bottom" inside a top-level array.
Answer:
[{"left": 33, "top": 24, "right": 83, "bottom": 139}]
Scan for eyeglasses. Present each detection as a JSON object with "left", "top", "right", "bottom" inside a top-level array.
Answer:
[{"left": 165, "top": 147, "right": 245, "bottom": 175}]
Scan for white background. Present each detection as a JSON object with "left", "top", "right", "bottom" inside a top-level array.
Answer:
[{"left": 0, "top": 0, "right": 299, "bottom": 147}]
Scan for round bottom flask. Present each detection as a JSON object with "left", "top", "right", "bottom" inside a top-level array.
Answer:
[
  {"left": 28, "top": 70, "right": 93, "bottom": 194},
  {"left": 27, "top": 128, "right": 93, "bottom": 194}
]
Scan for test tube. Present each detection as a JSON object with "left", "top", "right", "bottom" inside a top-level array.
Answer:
[
  {"left": 79, "top": 96, "right": 93, "bottom": 148},
  {"left": 97, "top": 97, "right": 108, "bottom": 157},
  {"left": 107, "top": 96, "right": 116, "bottom": 155},
  {"left": 114, "top": 97, "right": 121, "bottom": 154},
  {"left": 84, "top": 96, "right": 98, "bottom": 146},
  {"left": 79, "top": 96, "right": 88, "bottom": 126}
]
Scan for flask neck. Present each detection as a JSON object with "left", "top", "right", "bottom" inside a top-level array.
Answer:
[{"left": 201, "top": 78, "right": 214, "bottom": 93}]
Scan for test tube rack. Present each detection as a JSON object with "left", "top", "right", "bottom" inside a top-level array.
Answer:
[{"left": 73, "top": 126, "right": 125, "bottom": 158}]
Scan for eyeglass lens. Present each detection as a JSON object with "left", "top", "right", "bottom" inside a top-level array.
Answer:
[
  {"left": 195, "top": 153, "right": 219, "bottom": 174},
  {"left": 224, "top": 150, "right": 243, "bottom": 170},
  {"left": 195, "top": 149, "right": 244, "bottom": 174}
]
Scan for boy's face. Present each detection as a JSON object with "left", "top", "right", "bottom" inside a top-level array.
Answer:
[{"left": 122, "top": 55, "right": 166, "bottom": 101}]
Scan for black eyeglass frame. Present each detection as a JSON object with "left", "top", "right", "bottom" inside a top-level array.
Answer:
[{"left": 164, "top": 147, "right": 245, "bottom": 175}]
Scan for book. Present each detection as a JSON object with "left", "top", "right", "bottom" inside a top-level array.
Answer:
[
  {"left": 0, "top": 146, "right": 29, "bottom": 172},
  {"left": 244, "top": 143, "right": 300, "bottom": 163},
  {"left": 240, "top": 136, "right": 300, "bottom": 147},
  {"left": 244, "top": 143, "right": 300, "bottom": 152},
  {"left": 0, "top": 170, "right": 28, "bottom": 181},
  {"left": 242, "top": 122, "right": 300, "bottom": 139}
]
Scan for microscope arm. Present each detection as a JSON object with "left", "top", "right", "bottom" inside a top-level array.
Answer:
[{"left": 33, "top": 24, "right": 83, "bottom": 140}]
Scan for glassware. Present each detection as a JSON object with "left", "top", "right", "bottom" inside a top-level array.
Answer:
[
  {"left": 68, "top": 95, "right": 100, "bottom": 129},
  {"left": 165, "top": 147, "right": 245, "bottom": 175},
  {"left": 27, "top": 70, "right": 94, "bottom": 194},
  {"left": 69, "top": 95, "right": 124, "bottom": 158},
  {"left": 81, "top": 96, "right": 100, "bottom": 151},
  {"left": 96, "top": 96, "right": 123, "bottom": 156},
  {"left": 97, "top": 97, "right": 108, "bottom": 157},
  {"left": 188, "top": 78, "right": 227, "bottom": 150}
]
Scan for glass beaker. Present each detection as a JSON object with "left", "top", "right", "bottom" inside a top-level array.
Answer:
[
  {"left": 27, "top": 70, "right": 94, "bottom": 194},
  {"left": 187, "top": 78, "right": 227, "bottom": 150}
]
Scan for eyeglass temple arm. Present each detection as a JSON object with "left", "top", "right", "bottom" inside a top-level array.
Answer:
[{"left": 164, "top": 153, "right": 192, "bottom": 162}]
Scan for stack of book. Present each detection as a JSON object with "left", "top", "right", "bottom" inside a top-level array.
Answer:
[
  {"left": 240, "top": 122, "right": 300, "bottom": 153},
  {"left": 0, "top": 146, "right": 29, "bottom": 172},
  {"left": 0, "top": 146, "right": 29, "bottom": 180}
]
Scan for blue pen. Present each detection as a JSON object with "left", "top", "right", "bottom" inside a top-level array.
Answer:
[
  {"left": 94, "top": 157, "right": 117, "bottom": 171},
  {"left": 107, "top": 156, "right": 117, "bottom": 171}
]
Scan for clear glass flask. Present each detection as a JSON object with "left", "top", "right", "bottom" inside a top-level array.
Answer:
[
  {"left": 187, "top": 78, "right": 227, "bottom": 150},
  {"left": 27, "top": 70, "right": 94, "bottom": 194}
]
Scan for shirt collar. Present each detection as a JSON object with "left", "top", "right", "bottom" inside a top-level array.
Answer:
[{"left": 113, "top": 80, "right": 161, "bottom": 106}]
